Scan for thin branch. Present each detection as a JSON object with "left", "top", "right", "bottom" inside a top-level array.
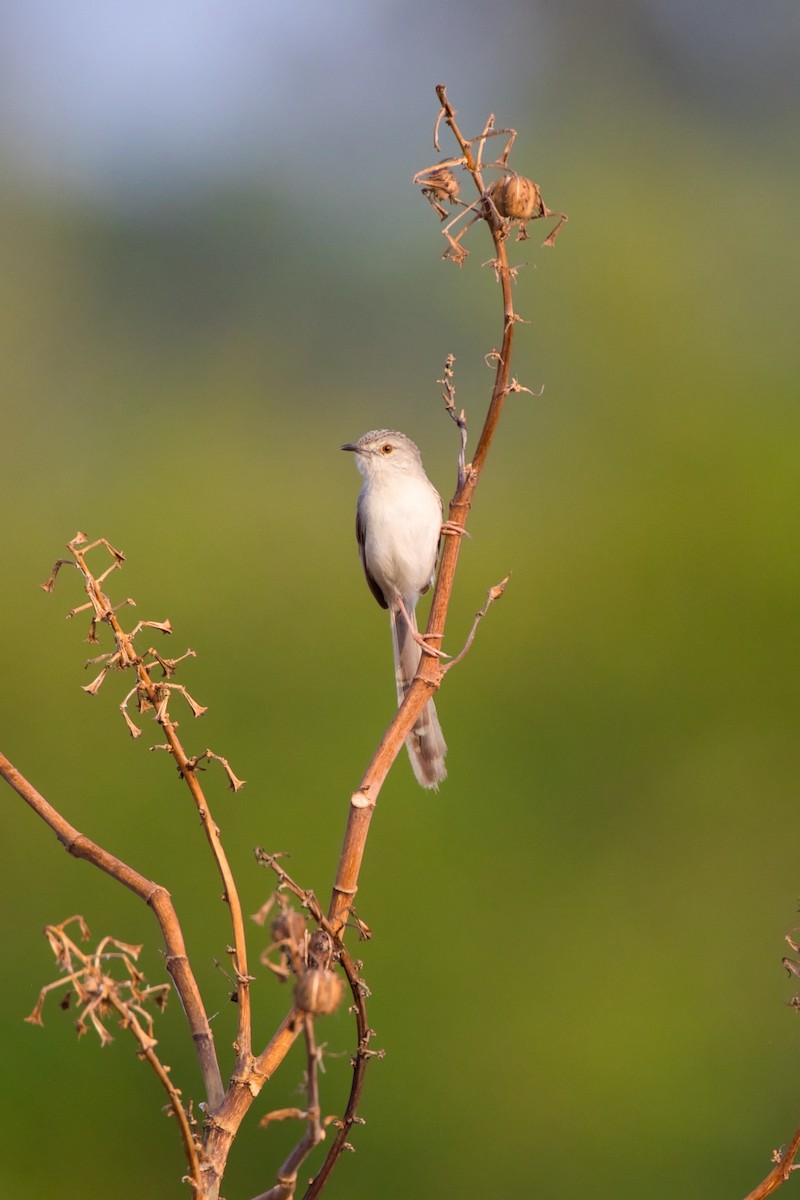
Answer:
[
  {"left": 253, "top": 852, "right": 374, "bottom": 1197},
  {"left": 302, "top": 938, "right": 374, "bottom": 1199},
  {"left": 252, "top": 1016, "right": 326, "bottom": 1200},
  {"left": 145, "top": 1048, "right": 203, "bottom": 1189},
  {"left": 742, "top": 1126, "right": 800, "bottom": 1200},
  {"left": 438, "top": 353, "right": 467, "bottom": 488},
  {"left": 107, "top": 991, "right": 202, "bottom": 1190},
  {"left": 0, "top": 750, "right": 224, "bottom": 1111},
  {"left": 442, "top": 575, "right": 510, "bottom": 672}
]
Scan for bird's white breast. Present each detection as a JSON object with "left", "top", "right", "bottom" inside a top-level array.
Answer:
[{"left": 360, "top": 469, "right": 441, "bottom": 605}]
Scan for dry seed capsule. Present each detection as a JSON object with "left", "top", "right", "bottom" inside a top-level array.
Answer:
[
  {"left": 422, "top": 166, "right": 460, "bottom": 204},
  {"left": 294, "top": 968, "right": 344, "bottom": 1015},
  {"left": 487, "top": 174, "right": 543, "bottom": 221},
  {"left": 307, "top": 928, "right": 335, "bottom": 970},
  {"left": 271, "top": 909, "right": 306, "bottom": 946}
]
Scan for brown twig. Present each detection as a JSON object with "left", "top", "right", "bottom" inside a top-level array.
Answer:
[
  {"left": 303, "top": 938, "right": 374, "bottom": 1199},
  {"left": 251, "top": 1015, "right": 326, "bottom": 1200},
  {"left": 439, "top": 353, "right": 468, "bottom": 487},
  {"left": 0, "top": 751, "right": 224, "bottom": 1110},
  {"left": 742, "top": 1126, "right": 800, "bottom": 1200},
  {"left": 443, "top": 575, "right": 511, "bottom": 672},
  {"left": 742, "top": 936, "right": 800, "bottom": 1197},
  {"left": 254, "top": 851, "right": 375, "bottom": 1197}
]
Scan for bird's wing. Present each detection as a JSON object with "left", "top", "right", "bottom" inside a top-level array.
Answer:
[{"left": 356, "top": 493, "right": 388, "bottom": 609}]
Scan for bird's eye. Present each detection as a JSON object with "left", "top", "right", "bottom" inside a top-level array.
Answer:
[{"left": 381, "top": 443, "right": 393, "bottom": 455}]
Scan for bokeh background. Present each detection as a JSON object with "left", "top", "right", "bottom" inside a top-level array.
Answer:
[{"left": 1, "top": 2, "right": 799, "bottom": 1197}]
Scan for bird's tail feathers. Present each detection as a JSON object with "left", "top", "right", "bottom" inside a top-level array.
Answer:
[{"left": 390, "top": 604, "right": 447, "bottom": 790}]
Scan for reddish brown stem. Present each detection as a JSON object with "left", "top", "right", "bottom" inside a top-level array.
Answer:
[{"left": 743, "top": 1126, "right": 800, "bottom": 1200}]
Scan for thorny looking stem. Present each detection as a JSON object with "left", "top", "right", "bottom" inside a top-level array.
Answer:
[
  {"left": 328, "top": 84, "right": 533, "bottom": 936},
  {"left": 251, "top": 1017, "right": 325, "bottom": 1200},
  {"left": 63, "top": 534, "right": 254, "bottom": 1068},
  {"left": 439, "top": 352, "right": 468, "bottom": 488},
  {"left": 442, "top": 576, "right": 511, "bottom": 673},
  {"left": 139, "top": 1037, "right": 201, "bottom": 1184},
  {"left": 742, "top": 1126, "right": 800, "bottom": 1200},
  {"left": 302, "top": 939, "right": 372, "bottom": 1199},
  {"left": 742, "top": 939, "right": 800, "bottom": 1196},
  {"left": 254, "top": 852, "right": 377, "bottom": 1200}
]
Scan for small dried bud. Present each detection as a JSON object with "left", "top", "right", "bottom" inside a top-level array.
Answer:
[
  {"left": 294, "top": 968, "right": 344, "bottom": 1016},
  {"left": 487, "top": 174, "right": 543, "bottom": 222}
]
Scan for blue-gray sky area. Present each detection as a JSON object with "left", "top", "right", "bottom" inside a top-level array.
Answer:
[{"left": 0, "top": 0, "right": 796, "bottom": 207}]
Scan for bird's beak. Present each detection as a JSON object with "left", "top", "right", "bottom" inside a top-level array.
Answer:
[{"left": 340, "top": 443, "right": 358, "bottom": 452}]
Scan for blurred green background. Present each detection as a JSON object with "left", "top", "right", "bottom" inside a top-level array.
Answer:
[{"left": 2, "top": 2, "right": 799, "bottom": 1197}]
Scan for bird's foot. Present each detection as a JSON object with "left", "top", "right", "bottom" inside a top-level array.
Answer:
[{"left": 441, "top": 520, "right": 470, "bottom": 539}]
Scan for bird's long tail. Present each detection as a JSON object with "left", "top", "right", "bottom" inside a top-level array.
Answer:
[{"left": 390, "top": 602, "right": 447, "bottom": 789}]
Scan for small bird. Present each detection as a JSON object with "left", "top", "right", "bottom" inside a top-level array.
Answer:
[{"left": 341, "top": 429, "right": 447, "bottom": 789}]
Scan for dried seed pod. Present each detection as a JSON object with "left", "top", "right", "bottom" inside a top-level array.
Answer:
[
  {"left": 307, "top": 928, "right": 335, "bottom": 971},
  {"left": 487, "top": 174, "right": 543, "bottom": 222},
  {"left": 294, "top": 968, "right": 344, "bottom": 1015},
  {"left": 415, "top": 165, "right": 461, "bottom": 220},
  {"left": 270, "top": 908, "right": 306, "bottom": 947},
  {"left": 421, "top": 166, "right": 460, "bottom": 204}
]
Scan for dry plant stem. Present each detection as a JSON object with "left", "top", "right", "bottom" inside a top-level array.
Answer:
[
  {"left": 255, "top": 852, "right": 374, "bottom": 1198},
  {"left": 303, "top": 938, "right": 372, "bottom": 1200},
  {"left": 8, "top": 537, "right": 309, "bottom": 1196},
  {"left": 252, "top": 1016, "right": 325, "bottom": 1200},
  {"left": 202, "top": 1012, "right": 304, "bottom": 1200},
  {"left": 743, "top": 1127, "right": 800, "bottom": 1200},
  {"left": 106, "top": 990, "right": 202, "bottom": 1188},
  {"left": 0, "top": 750, "right": 224, "bottom": 1111},
  {"left": 141, "top": 1042, "right": 201, "bottom": 1187},
  {"left": 68, "top": 538, "right": 254, "bottom": 1069},
  {"left": 327, "top": 84, "right": 519, "bottom": 935}
]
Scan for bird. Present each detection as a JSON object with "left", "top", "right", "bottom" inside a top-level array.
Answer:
[{"left": 341, "top": 429, "right": 448, "bottom": 789}]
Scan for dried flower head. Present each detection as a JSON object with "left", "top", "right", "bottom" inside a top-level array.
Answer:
[{"left": 25, "top": 918, "right": 169, "bottom": 1048}]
